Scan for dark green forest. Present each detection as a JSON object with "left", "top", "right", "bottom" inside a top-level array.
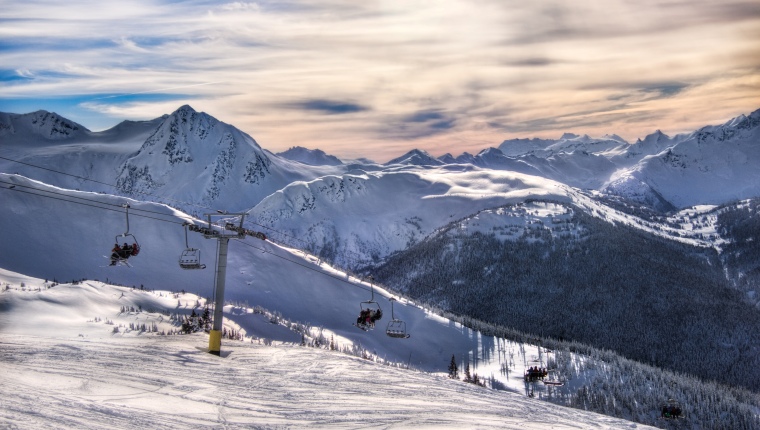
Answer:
[{"left": 374, "top": 202, "right": 760, "bottom": 392}]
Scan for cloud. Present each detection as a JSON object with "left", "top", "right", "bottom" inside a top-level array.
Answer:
[
  {"left": 502, "top": 57, "right": 559, "bottom": 67},
  {"left": 639, "top": 83, "right": 689, "bottom": 98},
  {"left": 0, "top": 0, "right": 758, "bottom": 160},
  {"left": 0, "top": 69, "right": 33, "bottom": 82},
  {"left": 376, "top": 110, "right": 458, "bottom": 140},
  {"left": 290, "top": 99, "right": 370, "bottom": 115}
]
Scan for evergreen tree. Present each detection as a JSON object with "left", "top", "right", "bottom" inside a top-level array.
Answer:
[
  {"left": 201, "top": 307, "right": 211, "bottom": 330},
  {"left": 448, "top": 354, "right": 458, "bottom": 379},
  {"left": 464, "top": 363, "right": 472, "bottom": 383},
  {"left": 181, "top": 318, "right": 192, "bottom": 334}
]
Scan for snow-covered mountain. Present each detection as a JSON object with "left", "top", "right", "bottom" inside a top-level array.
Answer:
[
  {"left": 114, "top": 105, "right": 347, "bottom": 212},
  {"left": 427, "top": 110, "right": 760, "bottom": 209},
  {"left": 0, "top": 106, "right": 344, "bottom": 213},
  {"left": 4, "top": 106, "right": 758, "bottom": 212},
  {"left": 462, "top": 147, "right": 618, "bottom": 190},
  {"left": 605, "top": 109, "right": 760, "bottom": 208},
  {"left": 0, "top": 110, "right": 164, "bottom": 193},
  {"left": 247, "top": 167, "right": 571, "bottom": 268},
  {"left": 498, "top": 133, "right": 629, "bottom": 159},
  {"left": 0, "top": 110, "right": 89, "bottom": 141},
  {"left": 276, "top": 146, "right": 343, "bottom": 166},
  {"left": 385, "top": 148, "right": 444, "bottom": 166}
]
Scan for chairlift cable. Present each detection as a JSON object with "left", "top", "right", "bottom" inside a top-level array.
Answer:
[
  {"left": 0, "top": 155, "right": 219, "bottom": 212},
  {"left": 2, "top": 179, "right": 402, "bottom": 300},
  {"left": 233, "top": 238, "right": 378, "bottom": 295},
  {"left": 0, "top": 184, "right": 184, "bottom": 226},
  {"left": 0, "top": 179, "right": 191, "bottom": 221},
  {"left": 3, "top": 156, "right": 373, "bottom": 269},
  {"left": 2, "top": 159, "right": 368, "bottom": 270}
]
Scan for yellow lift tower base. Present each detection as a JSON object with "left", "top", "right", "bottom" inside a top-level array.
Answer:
[{"left": 208, "top": 330, "right": 222, "bottom": 356}]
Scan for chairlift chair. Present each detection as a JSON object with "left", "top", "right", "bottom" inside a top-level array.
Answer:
[
  {"left": 360, "top": 276, "right": 382, "bottom": 314},
  {"left": 385, "top": 298, "right": 410, "bottom": 339},
  {"left": 355, "top": 276, "right": 382, "bottom": 330},
  {"left": 661, "top": 399, "right": 683, "bottom": 419},
  {"left": 178, "top": 223, "right": 206, "bottom": 270},
  {"left": 109, "top": 204, "right": 140, "bottom": 266}
]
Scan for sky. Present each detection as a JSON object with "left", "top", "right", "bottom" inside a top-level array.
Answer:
[{"left": 1, "top": 0, "right": 759, "bottom": 162}]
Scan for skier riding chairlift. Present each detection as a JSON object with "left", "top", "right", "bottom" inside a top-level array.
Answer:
[
  {"left": 109, "top": 203, "right": 140, "bottom": 266},
  {"left": 355, "top": 276, "right": 382, "bottom": 330}
]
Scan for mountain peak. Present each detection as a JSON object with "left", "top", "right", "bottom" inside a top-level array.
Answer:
[
  {"left": 22, "top": 110, "right": 88, "bottom": 139},
  {"left": 277, "top": 146, "right": 343, "bottom": 166},
  {"left": 174, "top": 104, "right": 197, "bottom": 114},
  {"left": 602, "top": 134, "right": 627, "bottom": 143},
  {"left": 385, "top": 149, "right": 443, "bottom": 166},
  {"left": 438, "top": 153, "right": 456, "bottom": 164},
  {"left": 455, "top": 152, "right": 476, "bottom": 163},
  {"left": 477, "top": 147, "right": 505, "bottom": 158}
]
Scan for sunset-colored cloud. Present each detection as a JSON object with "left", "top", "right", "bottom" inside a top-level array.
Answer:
[{"left": 1, "top": 0, "right": 758, "bottom": 162}]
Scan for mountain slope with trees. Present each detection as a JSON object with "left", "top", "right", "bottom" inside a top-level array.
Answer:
[{"left": 373, "top": 201, "right": 760, "bottom": 391}]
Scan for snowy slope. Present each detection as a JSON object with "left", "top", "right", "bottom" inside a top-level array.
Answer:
[
  {"left": 0, "top": 178, "right": 633, "bottom": 425},
  {"left": 0, "top": 174, "right": 663, "bottom": 401},
  {"left": 605, "top": 109, "right": 760, "bottom": 208},
  {"left": 2, "top": 174, "right": 759, "bottom": 429},
  {"left": 246, "top": 166, "right": 571, "bottom": 267},
  {"left": 0, "top": 174, "right": 560, "bottom": 378},
  {"left": 0, "top": 271, "right": 652, "bottom": 429},
  {"left": 0, "top": 110, "right": 163, "bottom": 193}
]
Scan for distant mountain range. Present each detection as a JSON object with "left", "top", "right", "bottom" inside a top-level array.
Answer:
[
  {"left": 3, "top": 104, "right": 759, "bottom": 267},
  {"left": 3, "top": 105, "right": 759, "bottom": 213}
]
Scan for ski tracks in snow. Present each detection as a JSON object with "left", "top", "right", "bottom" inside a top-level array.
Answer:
[{"left": 0, "top": 334, "right": 652, "bottom": 429}]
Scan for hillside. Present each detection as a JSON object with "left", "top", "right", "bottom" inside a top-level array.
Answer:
[
  {"left": 0, "top": 270, "right": 660, "bottom": 429},
  {"left": 2, "top": 177, "right": 760, "bottom": 427},
  {"left": 247, "top": 167, "right": 572, "bottom": 268},
  {"left": 372, "top": 200, "right": 760, "bottom": 391}
]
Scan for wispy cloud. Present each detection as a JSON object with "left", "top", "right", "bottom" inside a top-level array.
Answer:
[
  {"left": 290, "top": 99, "right": 369, "bottom": 115},
  {"left": 0, "top": 0, "right": 758, "bottom": 160}
]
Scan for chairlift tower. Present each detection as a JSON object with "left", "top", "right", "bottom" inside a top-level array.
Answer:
[{"left": 194, "top": 212, "right": 266, "bottom": 356}]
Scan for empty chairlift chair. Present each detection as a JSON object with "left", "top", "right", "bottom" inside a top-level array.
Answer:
[
  {"left": 385, "top": 298, "right": 410, "bottom": 339},
  {"left": 178, "top": 222, "right": 206, "bottom": 270}
]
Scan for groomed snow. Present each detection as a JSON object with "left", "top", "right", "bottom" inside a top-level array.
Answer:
[{"left": 0, "top": 270, "right": 652, "bottom": 429}]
